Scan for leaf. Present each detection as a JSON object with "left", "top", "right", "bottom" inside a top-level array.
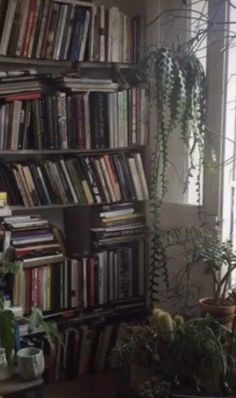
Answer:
[{"left": 0, "top": 309, "right": 15, "bottom": 366}]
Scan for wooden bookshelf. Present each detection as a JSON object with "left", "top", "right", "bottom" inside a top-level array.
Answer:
[{"left": 0, "top": 0, "right": 148, "bottom": 382}]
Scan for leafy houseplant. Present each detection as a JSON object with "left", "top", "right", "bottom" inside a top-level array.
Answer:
[{"left": 113, "top": 308, "right": 234, "bottom": 397}]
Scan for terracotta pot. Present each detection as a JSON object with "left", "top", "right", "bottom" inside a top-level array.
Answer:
[
  {"left": 199, "top": 297, "right": 236, "bottom": 326},
  {"left": 130, "top": 364, "right": 153, "bottom": 392}
]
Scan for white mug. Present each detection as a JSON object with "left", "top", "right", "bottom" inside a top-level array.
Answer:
[{"left": 17, "top": 347, "right": 45, "bottom": 380}]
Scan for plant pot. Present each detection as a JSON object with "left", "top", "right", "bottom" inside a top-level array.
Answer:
[
  {"left": 199, "top": 297, "right": 236, "bottom": 326},
  {"left": 130, "top": 364, "right": 153, "bottom": 392},
  {"left": 17, "top": 347, "right": 45, "bottom": 380},
  {"left": 0, "top": 348, "right": 11, "bottom": 381}
]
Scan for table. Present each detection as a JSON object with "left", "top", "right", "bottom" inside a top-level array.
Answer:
[{"left": 0, "top": 375, "right": 44, "bottom": 397}]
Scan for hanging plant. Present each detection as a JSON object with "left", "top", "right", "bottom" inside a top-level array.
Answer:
[{"left": 140, "top": 48, "right": 206, "bottom": 305}]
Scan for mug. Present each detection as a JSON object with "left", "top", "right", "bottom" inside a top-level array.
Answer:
[{"left": 17, "top": 347, "right": 45, "bottom": 380}]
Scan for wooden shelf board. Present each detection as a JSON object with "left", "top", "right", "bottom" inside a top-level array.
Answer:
[
  {"left": 0, "top": 56, "right": 135, "bottom": 69},
  {"left": 11, "top": 200, "right": 146, "bottom": 211},
  {"left": 0, "top": 146, "right": 145, "bottom": 156}
]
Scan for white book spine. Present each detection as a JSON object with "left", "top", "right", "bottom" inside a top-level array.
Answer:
[
  {"left": 57, "top": 92, "right": 68, "bottom": 149},
  {"left": 0, "top": 0, "right": 18, "bottom": 55},
  {"left": 53, "top": 5, "right": 68, "bottom": 60},
  {"left": 134, "top": 153, "right": 149, "bottom": 200},
  {"left": 113, "top": 93, "right": 118, "bottom": 148},
  {"left": 127, "top": 157, "right": 143, "bottom": 200},
  {"left": 99, "top": 5, "right": 105, "bottom": 62},
  {"left": 63, "top": 5, "right": 75, "bottom": 60},
  {"left": 89, "top": 5, "right": 96, "bottom": 61},
  {"left": 123, "top": 91, "right": 128, "bottom": 147},
  {"left": 60, "top": 159, "right": 78, "bottom": 203},
  {"left": 100, "top": 158, "right": 116, "bottom": 202}
]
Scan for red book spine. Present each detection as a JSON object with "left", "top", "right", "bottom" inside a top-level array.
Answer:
[
  {"left": 23, "top": 0, "right": 37, "bottom": 58},
  {"left": 6, "top": 92, "right": 42, "bottom": 102}
]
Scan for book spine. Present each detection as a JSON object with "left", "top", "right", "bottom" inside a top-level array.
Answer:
[{"left": 0, "top": 0, "right": 17, "bottom": 55}]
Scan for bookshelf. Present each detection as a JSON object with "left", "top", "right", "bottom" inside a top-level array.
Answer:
[{"left": 0, "top": 0, "right": 148, "bottom": 382}]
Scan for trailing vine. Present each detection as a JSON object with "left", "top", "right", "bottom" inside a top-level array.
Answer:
[{"left": 141, "top": 48, "right": 206, "bottom": 305}]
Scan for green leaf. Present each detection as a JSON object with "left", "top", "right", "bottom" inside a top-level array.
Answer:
[{"left": 0, "top": 309, "right": 15, "bottom": 366}]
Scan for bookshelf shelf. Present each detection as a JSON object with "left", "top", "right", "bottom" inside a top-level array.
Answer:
[
  {"left": 0, "top": 55, "right": 136, "bottom": 70},
  {"left": 0, "top": 146, "right": 145, "bottom": 157},
  {"left": 11, "top": 200, "right": 147, "bottom": 212}
]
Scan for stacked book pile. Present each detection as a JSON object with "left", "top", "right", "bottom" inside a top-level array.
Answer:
[
  {"left": 0, "top": 69, "right": 49, "bottom": 96},
  {"left": 0, "top": 1, "right": 141, "bottom": 63},
  {"left": 0, "top": 81, "right": 146, "bottom": 150},
  {"left": 0, "top": 152, "right": 149, "bottom": 207},
  {"left": 3, "top": 215, "right": 62, "bottom": 261},
  {"left": 91, "top": 203, "right": 146, "bottom": 244}
]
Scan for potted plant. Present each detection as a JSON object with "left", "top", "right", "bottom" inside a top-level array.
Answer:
[
  {"left": 113, "top": 308, "right": 234, "bottom": 397},
  {"left": 0, "top": 247, "right": 59, "bottom": 380},
  {"left": 195, "top": 230, "right": 236, "bottom": 323},
  {"left": 149, "top": 227, "right": 236, "bottom": 323}
]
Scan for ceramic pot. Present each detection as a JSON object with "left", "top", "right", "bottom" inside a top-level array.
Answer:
[
  {"left": 0, "top": 348, "right": 11, "bottom": 380},
  {"left": 17, "top": 347, "right": 45, "bottom": 380},
  {"left": 199, "top": 297, "right": 236, "bottom": 326}
]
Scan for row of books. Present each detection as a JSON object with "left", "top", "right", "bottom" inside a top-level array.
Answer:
[
  {"left": 0, "top": 153, "right": 149, "bottom": 207},
  {"left": 0, "top": 0, "right": 141, "bottom": 63},
  {"left": 0, "top": 86, "right": 146, "bottom": 150},
  {"left": 19, "top": 318, "right": 143, "bottom": 379},
  {"left": 12, "top": 239, "right": 144, "bottom": 313}
]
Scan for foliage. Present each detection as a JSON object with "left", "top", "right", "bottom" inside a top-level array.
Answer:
[
  {"left": 149, "top": 226, "right": 236, "bottom": 308},
  {"left": 112, "top": 324, "right": 159, "bottom": 368},
  {"left": 139, "top": 379, "right": 171, "bottom": 398},
  {"left": 144, "top": 48, "right": 206, "bottom": 306},
  {"left": 0, "top": 248, "right": 60, "bottom": 367},
  {"left": 114, "top": 308, "right": 233, "bottom": 395}
]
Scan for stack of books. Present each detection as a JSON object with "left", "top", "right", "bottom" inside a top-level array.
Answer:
[
  {"left": 2, "top": 215, "right": 62, "bottom": 261},
  {"left": 0, "top": 153, "right": 149, "bottom": 206},
  {"left": 0, "top": 81, "right": 146, "bottom": 150},
  {"left": 0, "top": 69, "right": 50, "bottom": 96},
  {"left": 91, "top": 203, "right": 146, "bottom": 243},
  {"left": 0, "top": 1, "right": 141, "bottom": 63}
]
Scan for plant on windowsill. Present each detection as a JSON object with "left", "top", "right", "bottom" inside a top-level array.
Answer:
[
  {"left": 152, "top": 226, "right": 236, "bottom": 323},
  {"left": 0, "top": 247, "right": 59, "bottom": 380}
]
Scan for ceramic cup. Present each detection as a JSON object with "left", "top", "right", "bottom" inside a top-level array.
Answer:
[{"left": 17, "top": 347, "right": 45, "bottom": 380}]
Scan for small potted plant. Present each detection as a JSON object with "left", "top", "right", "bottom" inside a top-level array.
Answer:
[{"left": 0, "top": 247, "right": 59, "bottom": 380}]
